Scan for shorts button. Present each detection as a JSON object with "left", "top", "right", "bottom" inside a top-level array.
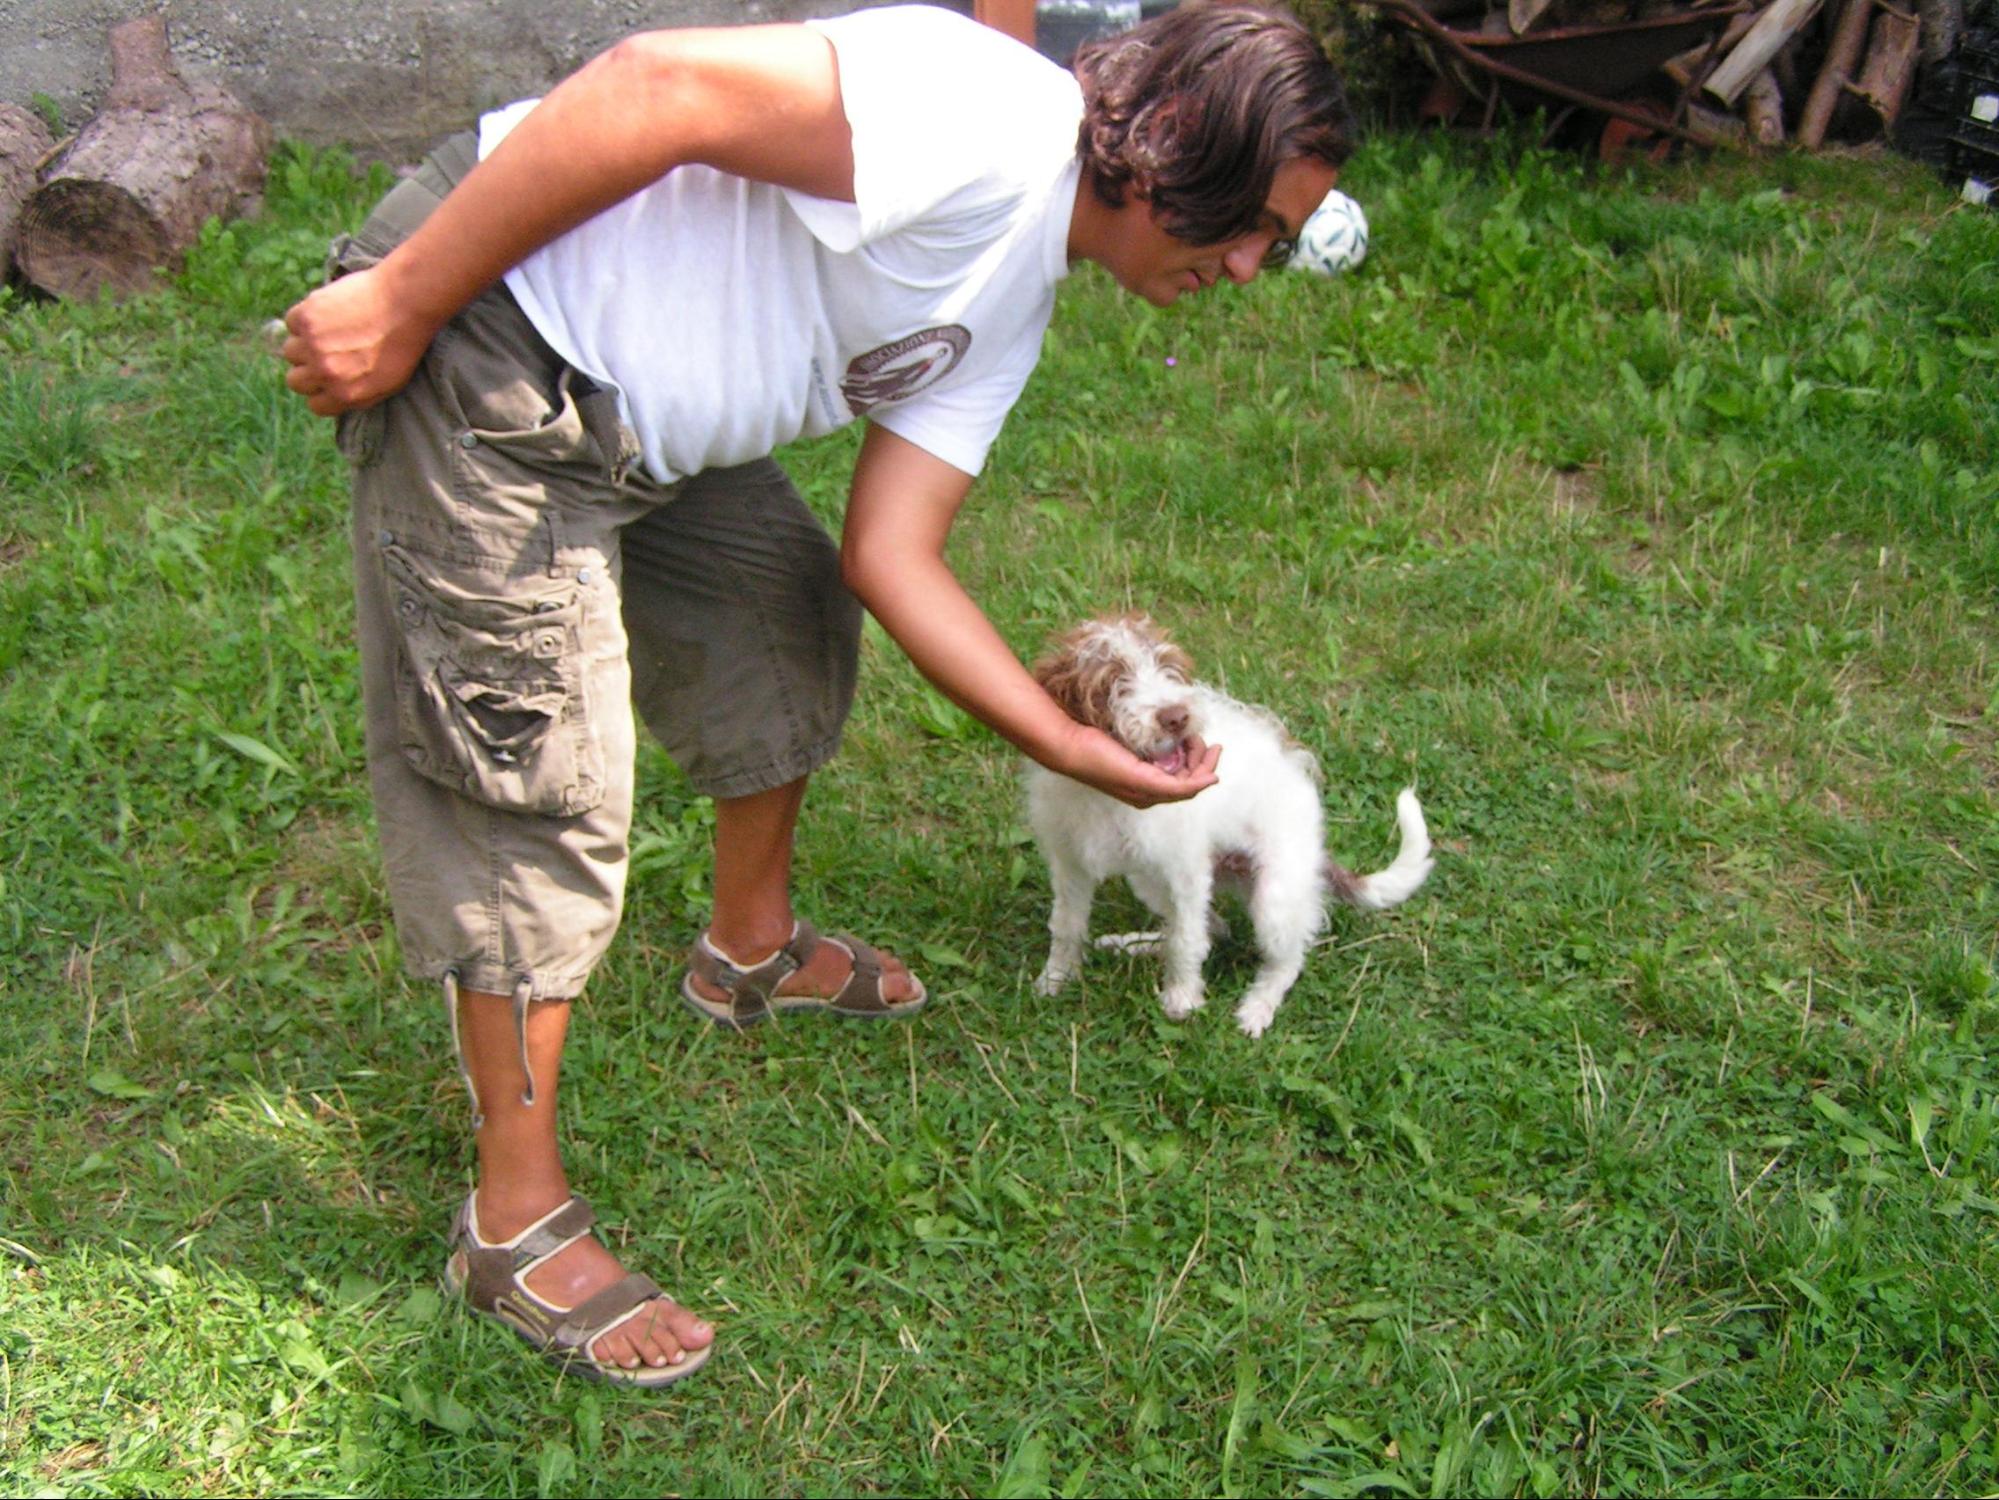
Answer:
[
  {"left": 459, "top": 432, "right": 478, "bottom": 449},
  {"left": 378, "top": 529, "right": 394, "bottom": 546},
  {"left": 577, "top": 568, "right": 592, "bottom": 584}
]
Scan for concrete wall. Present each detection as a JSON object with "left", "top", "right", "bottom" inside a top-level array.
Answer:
[{"left": 0, "top": 0, "right": 974, "bottom": 162}]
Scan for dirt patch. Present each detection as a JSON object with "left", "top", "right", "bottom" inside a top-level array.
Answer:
[{"left": 1550, "top": 466, "right": 1604, "bottom": 519}]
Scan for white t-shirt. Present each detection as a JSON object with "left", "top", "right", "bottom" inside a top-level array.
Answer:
[{"left": 479, "top": 4, "right": 1083, "bottom": 485}]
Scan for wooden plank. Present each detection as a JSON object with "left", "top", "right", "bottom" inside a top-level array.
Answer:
[{"left": 1704, "top": 0, "right": 1824, "bottom": 107}]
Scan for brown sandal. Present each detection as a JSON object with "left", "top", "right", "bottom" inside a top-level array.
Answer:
[
  {"left": 443, "top": 1193, "right": 711, "bottom": 1388},
  {"left": 678, "top": 920, "right": 927, "bottom": 1030}
]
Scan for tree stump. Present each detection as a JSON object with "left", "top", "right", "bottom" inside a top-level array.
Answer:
[
  {"left": 15, "top": 15, "right": 269, "bottom": 301},
  {"left": 0, "top": 103, "right": 56, "bottom": 284}
]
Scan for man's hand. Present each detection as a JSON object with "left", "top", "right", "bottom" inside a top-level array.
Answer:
[
  {"left": 281, "top": 264, "right": 441, "bottom": 417},
  {"left": 843, "top": 426, "right": 1226, "bottom": 811},
  {"left": 1052, "top": 722, "right": 1222, "bottom": 807}
]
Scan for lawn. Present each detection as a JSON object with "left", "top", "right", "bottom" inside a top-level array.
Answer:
[{"left": 2, "top": 133, "right": 1995, "bottom": 1497}]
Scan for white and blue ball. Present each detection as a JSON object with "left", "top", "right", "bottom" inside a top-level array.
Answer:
[{"left": 1289, "top": 189, "right": 1369, "bottom": 277}]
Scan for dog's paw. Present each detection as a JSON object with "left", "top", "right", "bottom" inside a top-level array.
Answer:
[
  {"left": 1160, "top": 985, "right": 1206, "bottom": 1021},
  {"left": 1234, "top": 997, "right": 1278, "bottom": 1037},
  {"left": 1033, "top": 966, "right": 1072, "bottom": 997},
  {"left": 1096, "top": 930, "right": 1163, "bottom": 956}
]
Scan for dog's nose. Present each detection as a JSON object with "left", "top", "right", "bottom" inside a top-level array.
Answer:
[{"left": 1157, "top": 704, "right": 1190, "bottom": 738}]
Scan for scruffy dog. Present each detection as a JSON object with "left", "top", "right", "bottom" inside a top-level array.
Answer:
[{"left": 1027, "top": 615, "right": 1433, "bottom": 1037}]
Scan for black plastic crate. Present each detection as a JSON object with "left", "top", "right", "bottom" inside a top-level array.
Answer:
[
  {"left": 1952, "top": 112, "right": 1999, "bottom": 158},
  {"left": 1962, "top": 24, "right": 1999, "bottom": 67},
  {"left": 1951, "top": 136, "right": 1997, "bottom": 206},
  {"left": 1946, "top": 29, "right": 1999, "bottom": 202},
  {"left": 1960, "top": 68, "right": 1999, "bottom": 118}
]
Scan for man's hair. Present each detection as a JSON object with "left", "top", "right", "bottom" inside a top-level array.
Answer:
[{"left": 1073, "top": 2, "right": 1356, "bottom": 247}]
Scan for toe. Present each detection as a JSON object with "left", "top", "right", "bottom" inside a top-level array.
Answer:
[
  {"left": 664, "top": 1300, "right": 715, "bottom": 1352},
  {"left": 594, "top": 1302, "right": 690, "bottom": 1371},
  {"left": 877, "top": 950, "right": 920, "bottom": 1002}
]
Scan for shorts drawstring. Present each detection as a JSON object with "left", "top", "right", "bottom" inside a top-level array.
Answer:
[
  {"left": 511, "top": 974, "right": 538, "bottom": 1108},
  {"left": 443, "top": 969, "right": 541, "bottom": 1130},
  {"left": 443, "top": 968, "right": 482, "bottom": 1131}
]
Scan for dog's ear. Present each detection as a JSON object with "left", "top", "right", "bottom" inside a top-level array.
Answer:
[
  {"left": 1032, "top": 646, "right": 1090, "bottom": 724},
  {"left": 1032, "top": 630, "right": 1119, "bottom": 729}
]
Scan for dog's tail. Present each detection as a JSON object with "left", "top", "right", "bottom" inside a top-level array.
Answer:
[{"left": 1326, "top": 788, "right": 1434, "bottom": 912}]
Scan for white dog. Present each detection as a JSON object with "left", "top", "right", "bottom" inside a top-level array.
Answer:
[{"left": 1026, "top": 615, "right": 1433, "bottom": 1037}]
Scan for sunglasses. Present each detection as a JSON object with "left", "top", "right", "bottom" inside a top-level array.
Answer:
[{"left": 1260, "top": 235, "right": 1298, "bottom": 270}]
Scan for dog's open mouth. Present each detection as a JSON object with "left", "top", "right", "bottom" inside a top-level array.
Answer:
[{"left": 1148, "top": 739, "right": 1193, "bottom": 775}]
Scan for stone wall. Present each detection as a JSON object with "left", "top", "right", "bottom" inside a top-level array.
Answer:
[{"left": 0, "top": 0, "right": 967, "bottom": 162}]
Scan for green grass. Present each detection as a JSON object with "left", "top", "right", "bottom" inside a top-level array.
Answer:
[{"left": 3, "top": 134, "right": 1996, "bottom": 1497}]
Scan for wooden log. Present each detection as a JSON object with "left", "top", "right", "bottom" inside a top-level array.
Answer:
[
  {"left": 1663, "top": 10, "right": 1759, "bottom": 89},
  {"left": 1853, "top": 3, "right": 1921, "bottom": 128},
  {"left": 1745, "top": 67, "right": 1786, "bottom": 144},
  {"left": 1684, "top": 100, "right": 1752, "bottom": 146},
  {"left": 0, "top": 104, "right": 56, "bottom": 284},
  {"left": 1799, "top": 0, "right": 1877, "bottom": 146},
  {"left": 16, "top": 15, "right": 269, "bottom": 301},
  {"left": 1704, "top": 0, "right": 1826, "bottom": 107}
]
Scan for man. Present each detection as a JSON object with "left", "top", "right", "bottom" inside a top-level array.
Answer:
[{"left": 282, "top": 0, "right": 1352, "bottom": 1388}]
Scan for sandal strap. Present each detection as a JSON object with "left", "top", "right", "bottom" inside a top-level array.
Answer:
[
  {"left": 511, "top": 1198, "right": 595, "bottom": 1269},
  {"left": 689, "top": 921, "right": 821, "bottom": 1023},
  {"left": 823, "top": 933, "right": 910, "bottom": 1015},
  {"left": 552, "top": 1272, "right": 667, "bottom": 1352},
  {"left": 454, "top": 1194, "right": 599, "bottom": 1313},
  {"left": 457, "top": 1193, "right": 596, "bottom": 1261}
]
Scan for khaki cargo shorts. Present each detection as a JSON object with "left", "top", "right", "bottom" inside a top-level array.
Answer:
[{"left": 334, "top": 135, "right": 861, "bottom": 1001}]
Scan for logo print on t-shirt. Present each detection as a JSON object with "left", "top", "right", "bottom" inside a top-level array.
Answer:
[{"left": 842, "top": 326, "right": 972, "bottom": 413}]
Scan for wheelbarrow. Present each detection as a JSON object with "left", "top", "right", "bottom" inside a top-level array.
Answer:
[{"left": 1372, "top": 0, "right": 1753, "bottom": 147}]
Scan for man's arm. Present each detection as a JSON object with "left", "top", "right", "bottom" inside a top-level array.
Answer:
[
  {"left": 842, "top": 424, "right": 1220, "bottom": 808},
  {"left": 282, "top": 25, "right": 855, "bottom": 416}
]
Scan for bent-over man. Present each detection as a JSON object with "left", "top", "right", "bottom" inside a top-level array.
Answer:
[{"left": 281, "top": 0, "right": 1353, "bottom": 1387}]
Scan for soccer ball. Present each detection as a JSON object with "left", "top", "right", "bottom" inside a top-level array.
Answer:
[{"left": 1289, "top": 189, "right": 1369, "bottom": 277}]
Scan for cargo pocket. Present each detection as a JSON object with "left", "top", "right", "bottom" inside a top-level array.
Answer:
[
  {"left": 380, "top": 544, "right": 604, "bottom": 817},
  {"left": 444, "top": 360, "right": 604, "bottom": 493}
]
